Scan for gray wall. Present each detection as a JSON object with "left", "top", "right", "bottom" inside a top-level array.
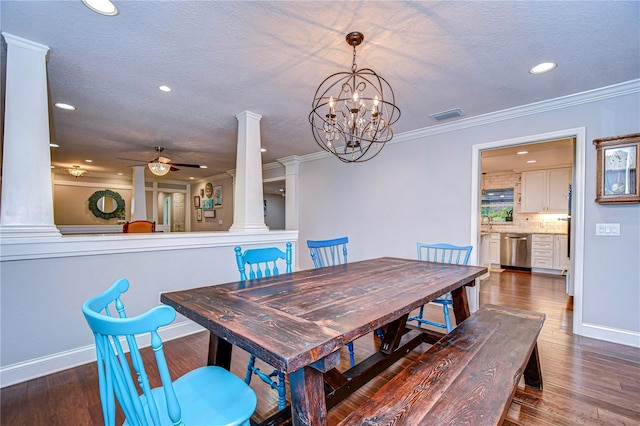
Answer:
[{"left": 298, "top": 88, "right": 640, "bottom": 337}]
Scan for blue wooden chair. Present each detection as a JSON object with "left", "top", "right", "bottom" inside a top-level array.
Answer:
[
  {"left": 307, "top": 236, "right": 349, "bottom": 268},
  {"left": 82, "top": 278, "right": 257, "bottom": 426},
  {"left": 408, "top": 243, "right": 473, "bottom": 332},
  {"left": 307, "top": 237, "right": 374, "bottom": 367},
  {"left": 234, "top": 242, "right": 292, "bottom": 411}
]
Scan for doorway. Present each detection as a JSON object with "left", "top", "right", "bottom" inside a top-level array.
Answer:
[{"left": 470, "top": 128, "right": 586, "bottom": 337}]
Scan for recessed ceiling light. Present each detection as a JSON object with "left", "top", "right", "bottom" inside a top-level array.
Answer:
[
  {"left": 527, "top": 160, "right": 537, "bottom": 164},
  {"left": 117, "top": 172, "right": 123, "bottom": 176},
  {"left": 529, "top": 62, "right": 557, "bottom": 74},
  {"left": 50, "top": 143, "right": 59, "bottom": 148},
  {"left": 55, "top": 103, "right": 76, "bottom": 111},
  {"left": 82, "top": 0, "right": 118, "bottom": 16},
  {"left": 50, "top": 165, "right": 55, "bottom": 169},
  {"left": 516, "top": 150, "right": 528, "bottom": 155},
  {"left": 260, "top": 148, "right": 267, "bottom": 152},
  {"left": 199, "top": 165, "right": 207, "bottom": 169},
  {"left": 85, "top": 159, "right": 93, "bottom": 163},
  {"left": 189, "top": 177, "right": 194, "bottom": 180},
  {"left": 159, "top": 85, "right": 172, "bottom": 92}
]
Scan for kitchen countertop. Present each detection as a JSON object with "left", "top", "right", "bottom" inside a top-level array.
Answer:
[{"left": 480, "top": 225, "right": 567, "bottom": 235}]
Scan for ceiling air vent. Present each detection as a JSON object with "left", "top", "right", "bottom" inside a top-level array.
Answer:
[{"left": 430, "top": 108, "right": 464, "bottom": 121}]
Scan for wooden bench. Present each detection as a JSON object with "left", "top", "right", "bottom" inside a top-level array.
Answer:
[{"left": 338, "top": 304, "right": 545, "bottom": 426}]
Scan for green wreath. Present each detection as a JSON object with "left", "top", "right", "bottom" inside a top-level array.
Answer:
[{"left": 88, "top": 189, "right": 126, "bottom": 220}]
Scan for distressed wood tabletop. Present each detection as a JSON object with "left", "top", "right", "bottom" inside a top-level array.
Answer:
[{"left": 162, "top": 257, "right": 487, "bottom": 426}]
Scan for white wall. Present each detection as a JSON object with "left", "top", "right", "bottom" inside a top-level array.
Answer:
[
  {"left": 265, "top": 193, "right": 285, "bottom": 230},
  {"left": 298, "top": 82, "right": 640, "bottom": 345},
  {"left": 0, "top": 231, "right": 298, "bottom": 386}
]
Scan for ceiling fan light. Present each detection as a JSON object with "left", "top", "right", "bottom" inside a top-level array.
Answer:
[
  {"left": 148, "top": 161, "right": 171, "bottom": 176},
  {"left": 68, "top": 166, "right": 87, "bottom": 178}
]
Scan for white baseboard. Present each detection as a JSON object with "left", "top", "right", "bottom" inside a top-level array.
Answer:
[
  {"left": 0, "top": 321, "right": 204, "bottom": 388},
  {"left": 581, "top": 322, "right": 640, "bottom": 348}
]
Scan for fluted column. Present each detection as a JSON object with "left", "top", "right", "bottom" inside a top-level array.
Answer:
[
  {"left": 229, "top": 111, "right": 268, "bottom": 232},
  {"left": 0, "top": 33, "right": 60, "bottom": 238},
  {"left": 131, "top": 166, "right": 148, "bottom": 220}
]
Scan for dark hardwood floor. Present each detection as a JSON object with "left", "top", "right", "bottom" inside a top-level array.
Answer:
[{"left": 2, "top": 270, "right": 639, "bottom": 425}]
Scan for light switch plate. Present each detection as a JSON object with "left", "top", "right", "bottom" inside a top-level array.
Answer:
[{"left": 596, "top": 223, "right": 620, "bottom": 236}]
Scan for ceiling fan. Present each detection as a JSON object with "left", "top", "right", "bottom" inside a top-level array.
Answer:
[{"left": 119, "top": 146, "right": 203, "bottom": 176}]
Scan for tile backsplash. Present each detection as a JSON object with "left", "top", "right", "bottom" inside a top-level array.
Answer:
[{"left": 481, "top": 171, "right": 568, "bottom": 234}]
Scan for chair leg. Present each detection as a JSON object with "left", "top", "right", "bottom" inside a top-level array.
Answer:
[
  {"left": 245, "top": 354, "right": 256, "bottom": 384},
  {"left": 416, "top": 305, "right": 425, "bottom": 328},
  {"left": 442, "top": 303, "right": 452, "bottom": 332},
  {"left": 347, "top": 341, "right": 355, "bottom": 367},
  {"left": 247, "top": 356, "right": 288, "bottom": 411},
  {"left": 276, "top": 371, "right": 287, "bottom": 410},
  {"left": 375, "top": 327, "right": 383, "bottom": 342}
]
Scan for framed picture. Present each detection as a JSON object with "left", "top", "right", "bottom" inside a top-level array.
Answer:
[
  {"left": 193, "top": 195, "right": 200, "bottom": 208},
  {"left": 594, "top": 133, "right": 640, "bottom": 204},
  {"left": 196, "top": 208, "right": 202, "bottom": 221},
  {"left": 202, "top": 198, "right": 213, "bottom": 210},
  {"left": 204, "top": 209, "right": 216, "bottom": 218},
  {"left": 213, "top": 185, "right": 223, "bottom": 208}
]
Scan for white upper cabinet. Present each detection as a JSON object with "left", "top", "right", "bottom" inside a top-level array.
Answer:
[{"left": 521, "top": 168, "right": 571, "bottom": 213}]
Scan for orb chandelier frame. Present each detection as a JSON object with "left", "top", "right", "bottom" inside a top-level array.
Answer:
[{"left": 309, "top": 31, "right": 400, "bottom": 163}]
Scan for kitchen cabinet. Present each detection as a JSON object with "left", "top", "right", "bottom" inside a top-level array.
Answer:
[
  {"left": 521, "top": 168, "right": 571, "bottom": 213},
  {"left": 532, "top": 233, "right": 569, "bottom": 272},
  {"left": 554, "top": 234, "right": 570, "bottom": 271},
  {"left": 490, "top": 233, "right": 500, "bottom": 266},
  {"left": 531, "top": 234, "right": 554, "bottom": 269}
]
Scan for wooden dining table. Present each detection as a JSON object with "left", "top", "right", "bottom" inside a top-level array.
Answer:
[{"left": 161, "top": 257, "right": 487, "bottom": 426}]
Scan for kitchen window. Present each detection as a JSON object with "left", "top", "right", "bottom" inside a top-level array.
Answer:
[{"left": 481, "top": 188, "right": 514, "bottom": 222}]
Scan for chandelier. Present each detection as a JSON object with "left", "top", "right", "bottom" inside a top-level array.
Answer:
[
  {"left": 68, "top": 165, "right": 87, "bottom": 178},
  {"left": 309, "top": 32, "right": 400, "bottom": 163}
]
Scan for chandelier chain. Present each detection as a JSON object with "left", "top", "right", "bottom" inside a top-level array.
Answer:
[{"left": 351, "top": 44, "right": 357, "bottom": 73}]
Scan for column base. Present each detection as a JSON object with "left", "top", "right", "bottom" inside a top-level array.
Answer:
[
  {"left": 228, "top": 223, "right": 270, "bottom": 233},
  {"left": 0, "top": 225, "right": 62, "bottom": 239}
]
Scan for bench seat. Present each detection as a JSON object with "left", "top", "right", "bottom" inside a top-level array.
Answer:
[{"left": 338, "top": 304, "right": 545, "bottom": 425}]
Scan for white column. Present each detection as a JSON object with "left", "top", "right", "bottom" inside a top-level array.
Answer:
[
  {"left": 131, "top": 166, "right": 148, "bottom": 221},
  {"left": 279, "top": 156, "right": 301, "bottom": 231},
  {"left": 229, "top": 111, "right": 268, "bottom": 232},
  {"left": 0, "top": 33, "right": 61, "bottom": 238}
]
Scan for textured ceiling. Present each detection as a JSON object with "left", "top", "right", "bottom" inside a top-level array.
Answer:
[{"left": 2, "top": 1, "right": 639, "bottom": 180}]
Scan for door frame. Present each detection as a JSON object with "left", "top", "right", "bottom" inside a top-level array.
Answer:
[{"left": 470, "top": 127, "right": 586, "bottom": 337}]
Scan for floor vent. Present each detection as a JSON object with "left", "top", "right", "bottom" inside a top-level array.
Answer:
[{"left": 430, "top": 108, "right": 465, "bottom": 121}]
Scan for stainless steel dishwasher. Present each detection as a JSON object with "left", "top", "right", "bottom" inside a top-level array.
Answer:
[{"left": 500, "top": 233, "right": 532, "bottom": 270}]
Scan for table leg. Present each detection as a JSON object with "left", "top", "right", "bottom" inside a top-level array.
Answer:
[
  {"left": 451, "top": 284, "right": 471, "bottom": 325},
  {"left": 289, "top": 366, "right": 327, "bottom": 426},
  {"left": 523, "top": 342, "right": 544, "bottom": 390},
  {"left": 380, "top": 313, "right": 409, "bottom": 354},
  {"left": 208, "top": 332, "right": 232, "bottom": 370}
]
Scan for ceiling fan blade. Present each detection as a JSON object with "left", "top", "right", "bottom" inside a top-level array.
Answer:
[
  {"left": 170, "top": 166, "right": 180, "bottom": 172},
  {"left": 116, "top": 157, "right": 149, "bottom": 162},
  {"left": 169, "top": 163, "right": 201, "bottom": 168}
]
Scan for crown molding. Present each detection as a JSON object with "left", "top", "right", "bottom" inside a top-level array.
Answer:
[{"left": 296, "top": 79, "right": 640, "bottom": 164}]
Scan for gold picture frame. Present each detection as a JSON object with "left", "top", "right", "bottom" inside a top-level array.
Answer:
[{"left": 593, "top": 133, "right": 640, "bottom": 204}]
